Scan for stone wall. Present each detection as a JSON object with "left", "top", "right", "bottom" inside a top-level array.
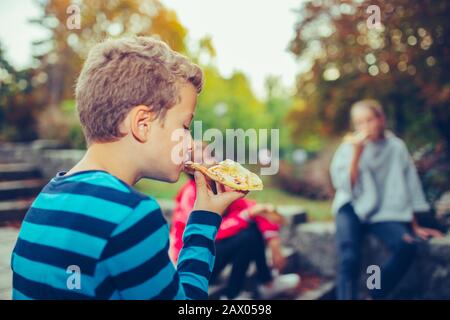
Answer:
[
  {"left": 35, "top": 149, "right": 84, "bottom": 179},
  {"left": 0, "top": 140, "right": 84, "bottom": 179},
  {"left": 290, "top": 221, "right": 450, "bottom": 299}
]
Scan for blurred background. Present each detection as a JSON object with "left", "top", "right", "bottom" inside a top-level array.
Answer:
[{"left": 0, "top": 0, "right": 449, "bottom": 300}]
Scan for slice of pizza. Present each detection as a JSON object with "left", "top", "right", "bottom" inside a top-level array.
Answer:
[
  {"left": 343, "top": 131, "right": 368, "bottom": 144},
  {"left": 185, "top": 159, "right": 263, "bottom": 191}
]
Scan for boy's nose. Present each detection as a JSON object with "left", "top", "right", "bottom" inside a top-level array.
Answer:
[
  {"left": 187, "top": 137, "right": 194, "bottom": 149},
  {"left": 185, "top": 142, "right": 193, "bottom": 161}
]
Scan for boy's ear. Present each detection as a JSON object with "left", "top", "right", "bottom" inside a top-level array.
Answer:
[{"left": 130, "top": 105, "right": 153, "bottom": 143}]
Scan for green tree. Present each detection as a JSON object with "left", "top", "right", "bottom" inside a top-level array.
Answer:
[
  {"left": 32, "top": 0, "right": 188, "bottom": 105},
  {"left": 192, "top": 40, "right": 300, "bottom": 157},
  {"left": 28, "top": 0, "right": 190, "bottom": 144},
  {"left": 195, "top": 66, "right": 266, "bottom": 147},
  {"left": 189, "top": 39, "right": 265, "bottom": 133},
  {"left": 0, "top": 44, "right": 45, "bottom": 141},
  {"left": 288, "top": 0, "right": 450, "bottom": 150},
  {"left": 264, "top": 76, "right": 300, "bottom": 154}
]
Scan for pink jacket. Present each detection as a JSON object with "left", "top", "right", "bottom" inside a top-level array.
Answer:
[{"left": 169, "top": 180, "right": 280, "bottom": 263}]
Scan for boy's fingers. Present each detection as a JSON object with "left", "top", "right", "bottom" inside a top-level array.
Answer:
[
  {"left": 220, "top": 190, "right": 248, "bottom": 203},
  {"left": 214, "top": 182, "right": 221, "bottom": 194},
  {"left": 196, "top": 171, "right": 247, "bottom": 202},
  {"left": 215, "top": 181, "right": 225, "bottom": 194},
  {"left": 194, "top": 171, "right": 208, "bottom": 192}
]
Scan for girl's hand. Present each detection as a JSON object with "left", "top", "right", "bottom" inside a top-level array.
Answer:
[
  {"left": 351, "top": 131, "right": 369, "bottom": 148},
  {"left": 248, "top": 204, "right": 285, "bottom": 225},
  {"left": 413, "top": 225, "right": 444, "bottom": 240},
  {"left": 193, "top": 171, "right": 248, "bottom": 216},
  {"left": 349, "top": 131, "right": 368, "bottom": 187},
  {"left": 248, "top": 204, "right": 275, "bottom": 217},
  {"left": 268, "top": 238, "right": 287, "bottom": 271}
]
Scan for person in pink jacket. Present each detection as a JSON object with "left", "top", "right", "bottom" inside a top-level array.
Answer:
[{"left": 170, "top": 177, "right": 300, "bottom": 299}]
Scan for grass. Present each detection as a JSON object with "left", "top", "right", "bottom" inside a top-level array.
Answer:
[
  {"left": 136, "top": 174, "right": 333, "bottom": 221},
  {"left": 136, "top": 175, "right": 190, "bottom": 200}
]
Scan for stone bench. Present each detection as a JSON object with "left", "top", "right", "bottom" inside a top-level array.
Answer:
[{"left": 289, "top": 221, "right": 450, "bottom": 299}]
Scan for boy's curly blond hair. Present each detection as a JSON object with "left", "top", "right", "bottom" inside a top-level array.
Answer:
[{"left": 75, "top": 36, "right": 203, "bottom": 144}]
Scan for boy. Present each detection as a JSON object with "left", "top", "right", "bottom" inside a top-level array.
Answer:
[
  {"left": 11, "top": 36, "right": 246, "bottom": 300},
  {"left": 170, "top": 142, "right": 300, "bottom": 299}
]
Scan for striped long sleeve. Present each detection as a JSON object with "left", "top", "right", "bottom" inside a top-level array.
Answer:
[
  {"left": 99, "top": 202, "right": 221, "bottom": 300},
  {"left": 11, "top": 170, "right": 221, "bottom": 300}
]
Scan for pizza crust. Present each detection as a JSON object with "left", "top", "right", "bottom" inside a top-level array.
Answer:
[
  {"left": 185, "top": 159, "right": 263, "bottom": 191},
  {"left": 343, "top": 131, "right": 368, "bottom": 144}
]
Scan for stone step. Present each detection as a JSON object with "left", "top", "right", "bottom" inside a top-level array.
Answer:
[
  {"left": 0, "top": 143, "right": 30, "bottom": 163},
  {"left": 0, "top": 140, "right": 66, "bottom": 163},
  {"left": 0, "top": 163, "right": 41, "bottom": 181},
  {"left": 0, "top": 179, "right": 45, "bottom": 201},
  {"left": 0, "top": 199, "right": 32, "bottom": 223},
  {"left": 290, "top": 221, "right": 450, "bottom": 299}
]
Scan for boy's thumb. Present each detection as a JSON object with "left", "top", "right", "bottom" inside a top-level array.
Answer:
[
  {"left": 221, "top": 190, "right": 247, "bottom": 204},
  {"left": 194, "top": 171, "right": 207, "bottom": 191}
]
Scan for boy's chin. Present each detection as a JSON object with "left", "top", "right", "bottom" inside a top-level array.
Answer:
[
  {"left": 161, "top": 170, "right": 181, "bottom": 183},
  {"left": 165, "top": 175, "right": 180, "bottom": 183},
  {"left": 142, "top": 166, "right": 182, "bottom": 183}
]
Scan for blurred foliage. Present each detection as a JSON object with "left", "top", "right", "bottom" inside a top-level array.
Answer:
[
  {"left": 170, "top": 36, "right": 296, "bottom": 158},
  {"left": 32, "top": 0, "right": 188, "bottom": 105},
  {"left": 264, "top": 76, "right": 300, "bottom": 154},
  {"left": 0, "top": 0, "right": 447, "bottom": 206},
  {"left": 60, "top": 99, "right": 86, "bottom": 149},
  {"left": 1, "top": 0, "right": 190, "bottom": 143},
  {"left": 196, "top": 67, "right": 264, "bottom": 131},
  {"left": 288, "top": 0, "right": 450, "bottom": 151},
  {"left": 413, "top": 143, "right": 450, "bottom": 205},
  {"left": 194, "top": 66, "right": 295, "bottom": 157},
  {"left": 0, "top": 45, "right": 46, "bottom": 141},
  {"left": 1, "top": 0, "right": 296, "bottom": 150}
]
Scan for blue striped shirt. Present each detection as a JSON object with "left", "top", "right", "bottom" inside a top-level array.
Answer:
[{"left": 11, "top": 170, "right": 221, "bottom": 300}]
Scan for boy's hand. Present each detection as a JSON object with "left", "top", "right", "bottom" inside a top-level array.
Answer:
[{"left": 193, "top": 171, "right": 248, "bottom": 216}]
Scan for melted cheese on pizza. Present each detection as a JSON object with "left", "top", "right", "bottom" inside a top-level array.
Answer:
[
  {"left": 208, "top": 159, "right": 263, "bottom": 191},
  {"left": 185, "top": 159, "right": 263, "bottom": 191}
]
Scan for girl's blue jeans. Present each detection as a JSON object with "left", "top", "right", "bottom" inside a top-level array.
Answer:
[{"left": 336, "top": 203, "right": 417, "bottom": 300}]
